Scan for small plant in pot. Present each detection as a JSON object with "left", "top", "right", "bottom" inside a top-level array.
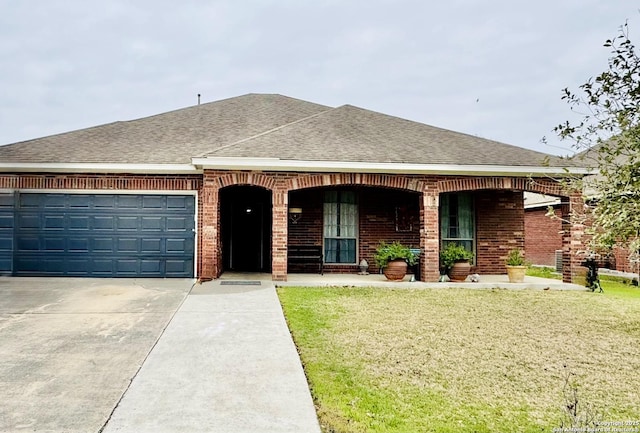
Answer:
[
  {"left": 440, "top": 243, "right": 474, "bottom": 282},
  {"left": 374, "top": 241, "right": 418, "bottom": 281},
  {"left": 505, "top": 249, "right": 528, "bottom": 283}
]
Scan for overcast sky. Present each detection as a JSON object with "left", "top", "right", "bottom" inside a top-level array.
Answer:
[{"left": 0, "top": 1, "right": 638, "bottom": 156}]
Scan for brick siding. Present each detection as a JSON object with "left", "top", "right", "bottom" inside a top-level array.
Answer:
[
  {"left": 475, "top": 190, "right": 525, "bottom": 273},
  {"left": 524, "top": 206, "right": 562, "bottom": 266}
]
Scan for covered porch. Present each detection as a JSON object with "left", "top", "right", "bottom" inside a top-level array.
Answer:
[{"left": 199, "top": 171, "right": 585, "bottom": 284}]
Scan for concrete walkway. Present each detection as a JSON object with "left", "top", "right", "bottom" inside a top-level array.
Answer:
[{"left": 102, "top": 280, "right": 321, "bottom": 433}]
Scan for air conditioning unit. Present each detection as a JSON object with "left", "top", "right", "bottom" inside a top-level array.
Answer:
[{"left": 555, "top": 250, "right": 563, "bottom": 273}]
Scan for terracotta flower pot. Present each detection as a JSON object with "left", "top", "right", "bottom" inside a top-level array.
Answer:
[
  {"left": 383, "top": 259, "right": 408, "bottom": 281},
  {"left": 448, "top": 261, "right": 471, "bottom": 282},
  {"left": 506, "top": 265, "right": 527, "bottom": 283}
]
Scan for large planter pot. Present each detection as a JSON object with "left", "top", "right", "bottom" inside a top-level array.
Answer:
[
  {"left": 448, "top": 261, "right": 471, "bottom": 282},
  {"left": 383, "top": 259, "right": 408, "bottom": 281},
  {"left": 506, "top": 265, "right": 527, "bottom": 283}
]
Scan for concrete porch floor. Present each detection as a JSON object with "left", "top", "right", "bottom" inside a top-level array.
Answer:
[{"left": 218, "top": 272, "right": 587, "bottom": 291}]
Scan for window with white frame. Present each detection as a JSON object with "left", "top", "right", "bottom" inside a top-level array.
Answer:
[
  {"left": 323, "top": 191, "right": 357, "bottom": 264},
  {"left": 440, "top": 192, "right": 475, "bottom": 256}
]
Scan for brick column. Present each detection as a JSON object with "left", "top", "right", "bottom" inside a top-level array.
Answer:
[
  {"left": 272, "top": 187, "right": 288, "bottom": 281},
  {"left": 561, "top": 192, "right": 586, "bottom": 284},
  {"left": 200, "top": 177, "right": 221, "bottom": 280},
  {"left": 420, "top": 190, "right": 440, "bottom": 281}
]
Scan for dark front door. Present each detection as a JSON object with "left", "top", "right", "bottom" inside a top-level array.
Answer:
[{"left": 221, "top": 186, "right": 271, "bottom": 272}]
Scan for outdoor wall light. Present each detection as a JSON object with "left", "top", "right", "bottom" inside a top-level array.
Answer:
[{"left": 288, "top": 207, "right": 302, "bottom": 224}]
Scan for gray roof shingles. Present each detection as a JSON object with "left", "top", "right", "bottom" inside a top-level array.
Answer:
[
  {"left": 0, "top": 94, "right": 330, "bottom": 164},
  {"left": 0, "top": 93, "right": 574, "bottom": 168}
]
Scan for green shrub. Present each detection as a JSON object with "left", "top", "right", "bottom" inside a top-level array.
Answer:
[
  {"left": 505, "top": 249, "right": 526, "bottom": 266},
  {"left": 439, "top": 243, "right": 473, "bottom": 270},
  {"left": 374, "top": 241, "right": 418, "bottom": 267}
]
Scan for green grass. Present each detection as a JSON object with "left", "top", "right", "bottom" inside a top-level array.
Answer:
[
  {"left": 278, "top": 283, "right": 640, "bottom": 433},
  {"left": 526, "top": 266, "right": 562, "bottom": 280}
]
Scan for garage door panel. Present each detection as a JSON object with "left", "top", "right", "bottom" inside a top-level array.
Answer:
[
  {"left": 43, "top": 195, "right": 66, "bottom": 208},
  {"left": 93, "top": 238, "right": 115, "bottom": 252},
  {"left": 43, "top": 237, "right": 65, "bottom": 251},
  {"left": 67, "top": 258, "right": 91, "bottom": 275},
  {"left": 17, "top": 214, "right": 39, "bottom": 229},
  {"left": 17, "top": 237, "right": 39, "bottom": 251},
  {"left": 11, "top": 193, "right": 195, "bottom": 277},
  {"left": 166, "top": 259, "right": 194, "bottom": 275},
  {"left": 141, "top": 260, "right": 162, "bottom": 274},
  {"left": 143, "top": 196, "right": 164, "bottom": 209},
  {"left": 118, "top": 195, "right": 140, "bottom": 208},
  {"left": 141, "top": 238, "right": 162, "bottom": 253},
  {"left": 167, "top": 216, "right": 193, "bottom": 231},
  {"left": 19, "top": 194, "right": 41, "bottom": 208},
  {"left": 166, "top": 238, "right": 187, "bottom": 253},
  {"left": 118, "top": 238, "right": 138, "bottom": 252},
  {"left": 141, "top": 217, "right": 163, "bottom": 230},
  {"left": 0, "top": 236, "right": 12, "bottom": 251},
  {"left": 92, "top": 260, "right": 115, "bottom": 274},
  {"left": 167, "top": 195, "right": 195, "bottom": 210},
  {"left": 0, "top": 214, "right": 13, "bottom": 229},
  {"left": 69, "top": 238, "right": 89, "bottom": 252},
  {"left": 0, "top": 194, "right": 13, "bottom": 274},
  {"left": 69, "top": 216, "right": 90, "bottom": 230},
  {"left": 117, "top": 216, "right": 138, "bottom": 230},
  {"left": 68, "top": 195, "right": 91, "bottom": 208},
  {"left": 94, "top": 195, "right": 117, "bottom": 208},
  {"left": 94, "top": 216, "right": 115, "bottom": 230},
  {"left": 116, "top": 259, "right": 139, "bottom": 274},
  {"left": 44, "top": 215, "right": 65, "bottom": 229}
]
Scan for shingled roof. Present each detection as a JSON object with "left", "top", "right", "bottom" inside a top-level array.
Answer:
[
  {"left": 0, "top": 94, "right": 329, "bottom": 164},
  {"left": 0, "top": 93, "right": 582, "bottom": 174}
]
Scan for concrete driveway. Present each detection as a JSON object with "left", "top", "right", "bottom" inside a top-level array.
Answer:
[{"left": 0, "top": 277, "right": 193, "bottom": 433}]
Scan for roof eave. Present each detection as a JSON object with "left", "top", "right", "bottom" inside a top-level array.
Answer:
[
  {"left": 191, "top": 157, "right": 591, "bottom": 177},
  {"left": 0, "top": 163, "right": 201, "bottom": 174}
]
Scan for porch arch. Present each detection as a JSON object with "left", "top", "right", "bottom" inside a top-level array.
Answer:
[
  {"left": 200, "top": 171, "right": 280, "bottom": 280},
  {"left": 437, "top": 177, "right": 565, "bottom": 196},
  {"left": 213, "top": 172, "right": 276, "bottom": 191}
]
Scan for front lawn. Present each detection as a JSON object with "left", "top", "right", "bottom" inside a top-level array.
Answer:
[{"left": 277, "top": 283, "right": 640, "bottom": 432}]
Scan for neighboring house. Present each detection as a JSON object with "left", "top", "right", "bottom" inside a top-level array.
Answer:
[
  {"left": 524, "top": 193, "right": 563, "bottom": 268},
  {"left": 523, "top": 144, "right": 638, "bottom": 275},
  {"left": 0, "top": 94, "right": 588, "bottom": 282}
]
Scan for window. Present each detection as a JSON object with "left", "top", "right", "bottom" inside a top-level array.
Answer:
[
  {"left": 440, "top": 192, "right": 474, "bottom": 256},
  {"left": 324, "top": 191, "right": 357, "bottom": 264}
]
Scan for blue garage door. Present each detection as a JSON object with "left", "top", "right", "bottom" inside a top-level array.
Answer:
[
  {"left": 12, "top": 193, "right": 195, "bottom": 277},
  {"left": 0, "top": 193, "right": 14, "bottom": 274}
]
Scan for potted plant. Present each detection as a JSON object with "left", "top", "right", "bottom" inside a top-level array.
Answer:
[
  {"left": 505, "top": 249, "right": 527, "bottom": 283},
  {"left": 374, "top": 241, "right": 418, "bottom": 281},
  {"left": 439, "top": 243, "right": 474, "bottom": 282}
]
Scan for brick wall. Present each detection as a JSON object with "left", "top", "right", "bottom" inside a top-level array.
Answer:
[
  {"left": 524, "top": 206, "right": 562, "bottom": 266},
  {"left": 0, "top": 173, "right": 201, "bottom": 191},
  {"left": 287, "top": 187, "right": 420, "bottom": 274},
  {"left": 614, "top": 245, "right": 638, "bottom": 273},
  {"left": 475, "top": 190, "right": 524, "bottom": 274},
  {"left": 359, "top": 188, "right": 420, "bottom": 273}
]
